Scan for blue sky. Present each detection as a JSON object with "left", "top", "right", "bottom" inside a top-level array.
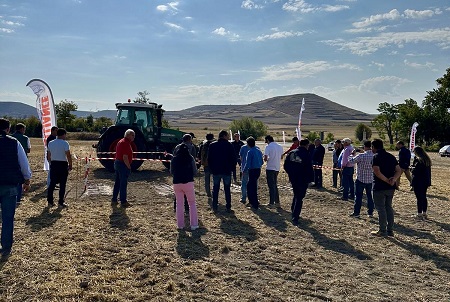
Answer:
[{"left": 0, "top": 0, "right": 449, "bottom": 114}]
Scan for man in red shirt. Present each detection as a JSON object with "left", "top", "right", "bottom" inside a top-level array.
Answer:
[
  {"left": 282, "top": 137, "right": 299, "bottom": 158},
  {"left": 112, "top": 129, "right": 135, "bottom": 207}
]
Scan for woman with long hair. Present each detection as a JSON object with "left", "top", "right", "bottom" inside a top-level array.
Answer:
[
  {"left": 411, "top": 146, "right": 432, "bottom": 219},
  {"left": 170, "top": 144, "right": 198, "bottom": 230}
]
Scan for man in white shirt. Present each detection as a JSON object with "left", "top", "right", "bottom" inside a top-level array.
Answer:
[
  {"left": 263, "top": 135, "right": 284, "bottom": 207},
  {"left": 47, "top": 128, "right": 72, "bottom": 208}
]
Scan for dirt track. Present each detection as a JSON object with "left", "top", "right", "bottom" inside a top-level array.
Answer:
[{"left": 1, "top": 139, "right": 450, "bottom": 301}]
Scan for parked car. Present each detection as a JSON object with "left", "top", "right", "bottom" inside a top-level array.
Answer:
[
  {"left": 327, "top": 141, "right": 335, "bottom": 151},
  {"left": 439, "top": 145, "right": 450, "bottom": 157}
]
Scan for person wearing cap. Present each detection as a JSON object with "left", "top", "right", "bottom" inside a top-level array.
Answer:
[
  {"left": 0, "top": 118, "right": 32, "bottom": 259},
  {"left": 339, "top": 138, "right": 355, "bottom": 201}
]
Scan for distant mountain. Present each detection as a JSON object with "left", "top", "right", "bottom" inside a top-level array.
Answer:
[
  {"left": 0, "top": 94, "right": 375, "bottom": 126},
  {"left": 164, "top": 93, "right": 374, "bottom": 126}
]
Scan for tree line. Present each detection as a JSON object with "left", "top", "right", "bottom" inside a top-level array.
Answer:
[{"left": 372, "top": 67, "right": 450, "bottom": 147}]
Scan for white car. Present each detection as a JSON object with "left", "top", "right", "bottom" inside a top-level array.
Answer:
[
  {"left": 327, "top": 141, "right": 335, "bottom": 151},
  {"left": 439, "top": 145, "right": 450, "bottom": 157}
]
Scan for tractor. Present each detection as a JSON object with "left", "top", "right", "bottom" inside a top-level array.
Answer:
[{"left": 94, "top": 100, "right": 188, "bottom": 171}]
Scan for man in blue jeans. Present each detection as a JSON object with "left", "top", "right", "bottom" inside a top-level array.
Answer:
[
  {"left": 243, "top": 137, "right": 263, "bottom": 210},
  {"left": 239, "top": 143, "right": 250, "bottom": 204},
  {"left": 0, "top": 118, "right": 32, "bottom": 259},
  {"left": 348, "top": 141, "right": 375, "bottom": 218},
  {"left": 112, "top": 129, "right": 135, "bottom": 208},
  {"left": 339, "top": 138, "right": 355, "bottom": 201},
  {"left": 208, "top": 130, "right": 236, "bottom": 212}
]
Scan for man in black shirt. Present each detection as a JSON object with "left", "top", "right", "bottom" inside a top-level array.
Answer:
[
  {"left": 371, "top": 139, "right": 402, "bottom": 237},
  {"left": 311, "top": 139, "right": 325, "bottom": 189}
]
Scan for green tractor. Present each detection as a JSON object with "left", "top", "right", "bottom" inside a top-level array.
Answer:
[{"left": 95, "top": 101, "right": 188, "bottom": 171}]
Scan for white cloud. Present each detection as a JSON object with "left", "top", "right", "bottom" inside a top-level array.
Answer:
[
  {"left": 156, "top": 2, "right": 179, "bottom": 14},
  {"left": 403, "top": 9, "right": 440, "bottom": 19},
  {"left": 158, "top": 84, "right": 275, "bottom": 108},
  {"left": 403, "top": 60, "right": 435, "bottom": 69},
  {"left": 241, "top": 0, "right": 263, "bottom": 10},
  {"left": 258, "top": 60, "right": 361, "bottom": 81},
  {"left": 212, "top": 27, "right": 240, "bottom": 41},
  {"left": 254, "top": 30, "right": 304, "bottom": 41},
  {"left": 0, "top": 27, "right": 14, "bottom": 33},
  {"left": 359, "top": 76, "right": 411, "bottom": 95},
  {"left": 164, "top": 22, "right": 184, "bottom": 30},
  {"left": 350, "top": 8, "right": 442, "bottom": 31},
  {"left": 282, "top": 0, "right": 349, "bottom": 13},
  {"left": 370, "top": 61, "right": 385, "bottom": 70},
  {"left": 352, "top": 9, "right": 401, "bottom": 28},
  {"left": 323, "top": 28, "right": 450, "bottom": 55},
  {"left": 1, "top": 20, "right": 24, "bottom": 26}
]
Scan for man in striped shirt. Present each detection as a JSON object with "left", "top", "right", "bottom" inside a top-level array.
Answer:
[{"left": 348, "top": 141, "right": 374, "bottom": 218}]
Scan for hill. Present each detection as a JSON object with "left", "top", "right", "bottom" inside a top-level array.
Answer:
[
  {"left": 0, "top": 94, "right": 374, "bottom": 127},
  {"left": 164, "top": 93, "right": 374, "bottom": 127}
]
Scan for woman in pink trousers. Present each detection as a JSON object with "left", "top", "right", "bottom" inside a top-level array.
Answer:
[{"left": 170, "top": 144, "right": 198, "bottom": 230}]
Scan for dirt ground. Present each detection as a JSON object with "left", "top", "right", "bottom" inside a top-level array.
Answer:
[{"left": 1, "top": 138, "right": 450, "bottom": 301}]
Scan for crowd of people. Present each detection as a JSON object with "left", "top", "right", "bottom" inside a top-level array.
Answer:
[
  {"left": 0, "top": 117, "right": 434, "bottom": 260},
  {"left": 172, "top": 130, "right": 433, "bottom": 236}
]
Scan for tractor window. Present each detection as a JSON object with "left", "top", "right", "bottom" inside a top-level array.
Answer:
[
  {"left": 117, "top": 109, "right": 130, "bottom": 125},
  {"left": 135, "top": 110, "right": 150, "bottom": 128}
]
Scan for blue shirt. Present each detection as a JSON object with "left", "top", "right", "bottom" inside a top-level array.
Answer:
[
  {"left": 239, "top": 144, "right": 250, "bottom": 172},
  {"left": 243, "top": 146, "right": 263, "bottom": 171}
]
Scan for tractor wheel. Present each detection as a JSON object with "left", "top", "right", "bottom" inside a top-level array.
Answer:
[{"left": 97, "top": 126, "right": 146, "bottom": 171}]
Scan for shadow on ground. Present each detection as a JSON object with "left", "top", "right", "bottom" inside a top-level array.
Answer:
[
  {"left": 109, "top": 203, "right": 130, "bottom": 230},
  {"left": 176, "top": 228, "right": 209, "bottom": 260},
  {"left": 25, "top": 206, "right": 63, "bottom": 232},
  {"left": 298, "top": 218, "right": 373, "bottom": 260}
]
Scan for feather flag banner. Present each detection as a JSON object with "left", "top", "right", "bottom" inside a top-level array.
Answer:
[
  {"left": 296, "top": 98, "right": 305, "bottom": 139},
  {"left": 409, "top": 122, "right": 419, "bottom": 153},
  {"left": 26, "top": 79, "right": 57, "bottom": 170}
]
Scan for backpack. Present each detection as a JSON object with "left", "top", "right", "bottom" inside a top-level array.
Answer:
[{"left": 200, "top": 140, "right": 212, "bottom": 167}]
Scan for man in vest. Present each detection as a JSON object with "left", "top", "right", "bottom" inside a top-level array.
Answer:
[
  {"left": 11, "top": 123, "right": 31, "bottom": 204},
  {"left": 199, "top": 133, "right": 215, "bottom": 197},
  {"left": 0, "top": 118, "right": 32, "bottom": 259}
]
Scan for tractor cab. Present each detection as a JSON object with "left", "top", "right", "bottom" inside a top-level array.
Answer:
[{"left": 115, "top": 102, "right": 162, "bottom": 143}]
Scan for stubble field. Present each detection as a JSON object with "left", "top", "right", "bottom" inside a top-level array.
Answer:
[{"left": 1, "top": 137, "right": 450, "bottom": 301}]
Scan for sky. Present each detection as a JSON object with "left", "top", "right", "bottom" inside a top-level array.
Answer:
[{"left": 0, "top": 0, "right": 449, "bottom": 114}]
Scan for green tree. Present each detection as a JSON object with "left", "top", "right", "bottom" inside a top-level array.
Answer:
[
  {"left": 355, "top": 123, "right": 372, "bottom": 141},
  {"left": 86, "top": 114, "right": 94, "bottom": 131},
  {"left": 229, "top": 117, "right": 268, "bottom": 140},
  {"left": 395, "top": 99, "right": 423, "bottom": 142},
  {"left": 421, "top": 67, "right": 450, "bottom": 144},
  {"left": 324, "top": 132, "right": 335, "bottom": 143},
  {"left": 134, "top": 90, "right": 151, "bottom": 104},
  {"left": 371, "top": 102, "right": 398, "bottom": 144},
  {"left": 306, "top": 131, "right": 319, "bottom": 142},
  {"left": 55, "top": 99, "right": 78, "bottom": 129},
  {"left": 93, "top": 117, "right": 114, "bottom": 132}
]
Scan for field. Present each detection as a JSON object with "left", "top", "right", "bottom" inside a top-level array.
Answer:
[{"left": 1, "top": 137, "right": 450, "bottom": 301}]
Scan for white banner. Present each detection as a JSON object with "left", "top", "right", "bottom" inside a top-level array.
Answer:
[
  {"left": 26, "top": 79, "right": 57, "bottom": 170},
  {"left": 296, "top": 98, "right": 305, "bottom": 139},
  {"left": 409, "top": 122, "right": 419, "bottom": 153}
]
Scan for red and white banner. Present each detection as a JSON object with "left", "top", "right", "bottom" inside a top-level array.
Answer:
[
  {"left": 409, "top": 122, "right": 419, "bottom": 153},
  {"left": 296, "top": 98, "right": 305, "bottom": 139},
  {"left": 26, "top": 79, "right": 57, "bottom": 170}
]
